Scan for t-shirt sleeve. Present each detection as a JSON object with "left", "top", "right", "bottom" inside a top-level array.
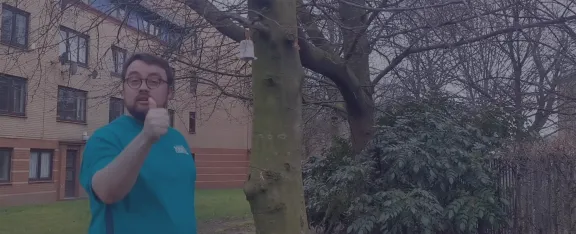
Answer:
[{"left": 79, "top": 129, "right": 122, "bottom": 203}]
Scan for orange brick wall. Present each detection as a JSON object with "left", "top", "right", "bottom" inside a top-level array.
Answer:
[
  {"left": 0, "top": 138, "right": 60, "bottom": 207},
  {"left": 0, "top": 137, "right": 249, "bottom": 207},
  {"left": 194, "top": 148, "right": 249, "bottom": 189}
]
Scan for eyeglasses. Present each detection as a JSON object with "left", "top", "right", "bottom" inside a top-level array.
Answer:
[{"left": 125, "top": 77, "right": 167, "bottom": 90}]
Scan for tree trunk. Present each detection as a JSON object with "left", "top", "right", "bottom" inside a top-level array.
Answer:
[
  {"left": 338, "top": 0, "right": 375, "bottom": 154},
  {"left": 243, "top": 0, "right": 310, "bottom": 233},
  {"left": 348, "top": 108, "right": 374, "bottom": 153}
]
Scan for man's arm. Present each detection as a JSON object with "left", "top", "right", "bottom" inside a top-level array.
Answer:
[
  {"left": 91, "top": 97, "right": 169, "bottom": 204},
  {"left": 91, "top": 133, "right": 154, "bottom": 204}
]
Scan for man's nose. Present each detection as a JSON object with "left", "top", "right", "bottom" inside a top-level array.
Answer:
[
  {"left": 138, "top": 88, "right": 150, "bottom": 94},
  {"left": 138, "top": 80, "right": 151, "bottom": 91}
]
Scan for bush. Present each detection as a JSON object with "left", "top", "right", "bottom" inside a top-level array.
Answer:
[{"left": 304, "top": 97, "right": 509, "bottom": 234}]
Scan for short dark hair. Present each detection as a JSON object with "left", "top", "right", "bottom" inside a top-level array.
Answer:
[{"left": 121, "top": 53, "right": 174, "bottom": 86}]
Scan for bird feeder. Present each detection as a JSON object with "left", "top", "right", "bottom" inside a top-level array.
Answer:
[{"left": 238, "top": 28, "right": 256, "bottom": 61}]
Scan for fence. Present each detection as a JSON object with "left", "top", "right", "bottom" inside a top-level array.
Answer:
[{"left": 488, "top": 142, "right": 576, "bottom": 234}]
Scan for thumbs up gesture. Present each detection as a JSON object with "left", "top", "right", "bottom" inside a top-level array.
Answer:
[{"left": 142, "top": 97, "right": 169, "bottom": 142}]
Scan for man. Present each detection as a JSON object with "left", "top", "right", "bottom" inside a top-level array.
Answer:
[{"left": 80, "top": 53, "right": 197, "bottom": 234}]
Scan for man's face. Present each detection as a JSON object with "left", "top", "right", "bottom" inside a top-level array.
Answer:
[{"left": 122, "top": 60, "right": 172, "bottom": 121}]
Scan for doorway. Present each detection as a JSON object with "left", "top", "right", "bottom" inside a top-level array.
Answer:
[{"left": 64, "top": 149, "right": 78, "bottom": 198}]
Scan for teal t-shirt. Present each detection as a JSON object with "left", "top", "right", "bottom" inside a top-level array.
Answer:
[{"left": 80, "top": 115, "right": 197, "bottom": 234}]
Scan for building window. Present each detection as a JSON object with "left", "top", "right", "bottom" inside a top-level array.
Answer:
[
  {"left": 29, "top": 150, "right": 53, "bottom": 181},
  {"left": 0, "top": 74, "right": 26, "bottom": 116},
  {"left": 166, "top": 30, "right": 183, "bottom": 46},
  {"left": 0, "top": 149, "right": 11, "bottom": 183},
  {"left": 189, "top": 77, "right": 198, "bottom": 94},
  {"left": 165, "top": 67, "right": 175, "bottom": 90},
  {"left": 61, "top": 0, "right": 94, "bottom": 8},
  {"left": 148, "top": 22, "right": 159, "bottom": 36},
  {"left": 1, "top": 4, "right": 29, "bottom": 48},
  {"left": 139, "top": 19, "right": 162, "bottom": 36},
  {"left": 57, "top": 86, "right": 87, "bottom": 123},
  {"left": 109, "top": 97, "right": 124, "bottom": 122},
  {"left": 75, "top": 1, "right": 184, "bottom": 46},
  {"left": 111, "top": 46, "right": 126, "bottom": 75},
  {"left": 60, "top": 0, "right": 92, "bottom": 9},
  {"left": 191, "top": 32, "right": 199, "bottom": 55},
  {"left": 59, "top": 26, "right": 89, "bottom": 67},
  {"left": 138, "top": 18, "right": 149, "bottom": 33},
  {"left": 168, "top": 109, "right": 174, "bottom": 127},
  {"left": 189, "top": 112, "right": 196, "bottom": 134},
  {"left": 112, "top": 5, "right": 126, "bottom": 19}
]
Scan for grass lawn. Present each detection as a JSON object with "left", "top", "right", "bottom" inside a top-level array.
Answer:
[{"left": 0, "top": 189, "right": 251, "bottom": 234}]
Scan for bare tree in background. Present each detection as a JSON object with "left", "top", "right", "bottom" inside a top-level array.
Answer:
[
  {"left": 181, "top": 0, "right": 576, "bottom": 152},
  {"left": 380, "top": 0, "right": 576, "bottom": 139}
]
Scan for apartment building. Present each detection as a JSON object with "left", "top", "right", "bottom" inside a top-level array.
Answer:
[{"left": 0, "top": 0, "right": 251, "bottom": 207}]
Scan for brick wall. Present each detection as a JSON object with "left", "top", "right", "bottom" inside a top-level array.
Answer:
[
  {"left": 0, "top": 136, "right": 249, "bottom": 207},
  {"left": 194, "top": 148, "right": 249, "bottom": 189},
  {"left": 0, "top": 138, "right": 60, "bottom": 207}
]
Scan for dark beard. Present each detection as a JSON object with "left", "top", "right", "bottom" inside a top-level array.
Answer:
[{"left": 127, "top": 106, "right": 147, "bottom": 122}]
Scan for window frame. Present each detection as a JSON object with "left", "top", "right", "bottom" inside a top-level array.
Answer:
[
  {"left": 59, "top": 26, "right": 90, "bottom": 67},
  {"left": 61, "top": 0, "right": 95, "bottom": 9},
  {"left": 168, "top": 67, "right": 176, "bottom": 91},
  {"left": 111, "top": 3, "right": 126, "bottom": 19},
  {"left": 189, "top": 77, "right": 198, "bottom": 95},
  {"left": 82, "top": 0, "right": 95, "bottom": 6},
  {"left": 28, "top": 149, "right": 53, "bottom": 182},
  {"left": 0, "top": 148, "right": 12, "bottom": 183},
  {"left": 109, "top": 97, "right": 124, "bottom": 123},
  {"left": 189, "top": 111, "right": 196, "bottom": 134},
  {"left": 191, "top": 31, "right": 199, "bottom": 55},
  {"left": 168, "top": 109, "right": 175, "bottom": 127},
  {"left": 0, "top": 74, "right": 26, "bottom": 116},
  {"left": 0, "top": 4, "right": 30, "bottom": 49},
  {"left": 56, "top": 86, "right": 88, "bottom": 124},
  {"left": 60, "top": 0, "right": 73, "bottom": 9},
  {"left": 111, "top": 46, "right": 127, "bottom": 76},
  {"left": 166, "top": 28, "right": 183, "bottom": 46}
]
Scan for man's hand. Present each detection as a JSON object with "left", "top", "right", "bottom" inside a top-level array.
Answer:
[
  {"left": 142, "top": 97, "right": 169, "bottom": 142},
  {"left": 91, "top": 97, "right": 167, "bottom": 204}
]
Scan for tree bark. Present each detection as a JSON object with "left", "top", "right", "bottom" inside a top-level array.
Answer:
[
  {"left": 348, "top": 111, "right": 374, "bottom": 153},
  {"left": 339, "top": 0, "right": 375, "bottom": 154},
  {"left": 242, "top": 0, "right": 310, "bottom": 233}
]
